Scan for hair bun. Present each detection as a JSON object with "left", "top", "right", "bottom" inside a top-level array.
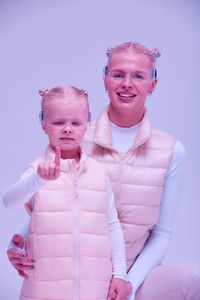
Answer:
[
  {"left": 150, "top": 48, "right": 161, "bottom": 58},
  {"left": 106, "top": 47, "right": 113, "bottom": 57},
  {"left": 39, "top": 88, "right": 49, "bottom": 97},
  {"left": 81, "top": 89, "right": 88, "bottom": 96}
]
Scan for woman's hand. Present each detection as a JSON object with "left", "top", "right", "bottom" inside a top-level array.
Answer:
[
  {"left": 126, "top": 281, "right": 133, "bottom": 295},
  {"left": 107, "top": 278, "right": 132, "bottom": 300},
  {"left": 38, "top": 146, "right": 61, "bottom": 180},
  {"left": 7, "top": 234, "right": 35, "bottom": 279}
]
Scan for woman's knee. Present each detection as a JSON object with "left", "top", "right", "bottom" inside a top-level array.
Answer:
[
  {"left": 171, "top": 262, "right": 200, "bottom": 288},
  {"left": 178, "top": 262, "right": 200, "bottom": 299},
  {"left": 136, "top": 262, "right": 200, "bottom": 300}
]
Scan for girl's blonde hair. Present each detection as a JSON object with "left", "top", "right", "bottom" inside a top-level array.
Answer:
[{"left": 39, "top": 86, "right": 90, "bottom": 121}]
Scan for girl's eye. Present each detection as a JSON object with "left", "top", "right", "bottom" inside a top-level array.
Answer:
[
  {"left": 72, "top": 121, "right": 81, "bottom": 126},
  {"left": 53, "top": 121, "right": 64, "bottom": 125}
]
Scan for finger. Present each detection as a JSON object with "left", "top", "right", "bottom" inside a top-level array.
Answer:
[
  {"left": 54, "top": 146, "right": 61, "bottom": 167},
  {"left": 49, "top": 161, "right": 56, "bottom": 176},
  {"left": 127, "top": 282, "right": 133, "bottom": 295},
  {"left": 15, "top": 263, "right": 35, "bottom": 271},
  {"left": 7, "top": 248, "right": 25, "bottom": 259},
  {"left": 107, "top": 286, "right": 116, "bottom": 300},
  {"left": 54, "top": 165, "right": 60, "bottom": 178},
  {"left": 12, "top": 234, "right": 24, "bottom": 249},
  {"left": 7, "top": 249, "right": 35, "bottom": 264},
  {"left": 10, "top": 256, "right": 35, "bottom": 265},
  {"left": 115, "top": 294, "right": 126, "bottom": 300},
  {"left": 18, "top": 270, "right": 29, "bottom": 279},
  {"left": 114, "top": 293, "right": 121, "bottom": 300},
  {"left": 38, "top": 162, "right": 46, "bottom": 179},
  {"left": 44, "top": 161, "right": 50, "bottom": 178}
]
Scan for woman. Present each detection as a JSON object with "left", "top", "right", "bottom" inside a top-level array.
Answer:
[{"left": 7, "top": 42, "right": 200, "bottom": 299}]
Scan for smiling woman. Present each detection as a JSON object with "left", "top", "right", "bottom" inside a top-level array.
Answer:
[
  {"left": 81, "top": 42, "right": 200, "bottom": 299},
  {"left": 104, "top": 43, "right": 158, "bottom": 127}
]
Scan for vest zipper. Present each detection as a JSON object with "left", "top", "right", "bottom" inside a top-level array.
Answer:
[
  {"left": 73, "top": 177, "right": 79, "bottom": 300},
  {"left": 117, "top": 152, "right": 124, "bottom": 204}
]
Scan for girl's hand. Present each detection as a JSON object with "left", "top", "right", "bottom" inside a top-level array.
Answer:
[
  {"left": 7, "top": 234, "right": 35, "bottom": 279},
  {"left": 38, "top": 146, "right": 61, "bottom": 180},
  {"left": 107, "top": 278, "right": 132, "bottom": 300}
]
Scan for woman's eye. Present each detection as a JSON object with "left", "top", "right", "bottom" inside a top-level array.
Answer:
[
  {"left": 133, "top": 74, "right": 144, "bottom": 79},
  {"left": 113, "top": 74, "right": 123, "bottom": 78}
]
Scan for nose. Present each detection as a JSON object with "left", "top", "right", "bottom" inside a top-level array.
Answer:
[
  {"left": 63, "top": 125, "right": 72, "bottom": 134},
  {"left": 121, "top": 75, "right": 133, "bottom": 90}
]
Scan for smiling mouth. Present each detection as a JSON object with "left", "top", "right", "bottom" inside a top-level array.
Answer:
[{"left": 117, "top": 93, "right": 137, "bottom": 99}]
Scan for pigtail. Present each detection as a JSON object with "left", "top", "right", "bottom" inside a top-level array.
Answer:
[
  {"left": 39, "top": 88, "right": 49, "bottom": 97},
  {"left": 39, "top": 88, "right": 48, "bottom": 121},
  {"left": 80, "top": 89, "right": 88, "bottom": 97},
  {"left": 150, "top": 48, "right": 161, "bottom": 59},
  {"left": 106, "top": 47, "right": 113, "bottom": 58}
]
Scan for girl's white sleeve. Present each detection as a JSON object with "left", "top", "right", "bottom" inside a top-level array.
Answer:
[
  {"left": 4, "top": 169, "right": 48, "bottom": 252},
  {"left": 107, "top": 178, "right": 127, "bottom": 280},
  {"left": 126, "top": 140, "right": 186, "bottom": 300},
  {"left": 3, "top": 168, "right": 48, "bottom": 208}
]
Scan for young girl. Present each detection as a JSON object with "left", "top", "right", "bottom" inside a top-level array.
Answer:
[{"left": 3, "top": 86, "right": 128, "bottom": 300}]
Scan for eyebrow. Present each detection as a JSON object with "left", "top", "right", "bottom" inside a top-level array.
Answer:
[
  {"left": 51, "top": 116, "right": 84, "bottom": 121},
  {"left": 110, "top": 69, "right": 150, "bottom": 75},
  {"left": 110, "top": 69, "right": 123, "bottom": 72},
  {"left": 111, "top": 69, "right": 149, "bottom": 72}
]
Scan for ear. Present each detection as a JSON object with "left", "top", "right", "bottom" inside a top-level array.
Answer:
[
  {"left": 104, "top": 75, "right": 108, "bottom": 91},
  {"left": 41, "top": 120, "right": 48, "bottom": 134},
  {"left": 148, "top": 78, "right": 158, "bottom": 94}
]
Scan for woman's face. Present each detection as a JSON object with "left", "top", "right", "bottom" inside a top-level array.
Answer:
[{"left": 104, "top": 51, "right": 157, "bottom": 117}]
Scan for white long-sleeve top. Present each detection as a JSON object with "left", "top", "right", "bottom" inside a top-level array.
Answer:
[
  {"left": 4, "top": 122, "right": 186, "bottom": 299},
  {"left": 110, "top": 121, "right": 186, "bottom": 299},
  {"left": 3, "top": 158, "right": 127, "bottom": 281}
]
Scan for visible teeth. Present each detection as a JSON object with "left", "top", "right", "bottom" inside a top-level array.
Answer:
[{"left": 118, "top": 93, "right": 135, "bottom": 98}]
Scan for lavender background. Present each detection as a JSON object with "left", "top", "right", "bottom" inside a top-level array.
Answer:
[{"left": 0, "top": 0, "right": 199, "bottom": 298}]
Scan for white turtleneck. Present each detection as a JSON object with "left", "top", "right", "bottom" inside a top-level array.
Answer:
[{"left": 110, "top": 121, "right": 186, "bottom": 300}]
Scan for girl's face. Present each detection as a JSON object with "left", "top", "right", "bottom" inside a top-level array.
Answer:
[
  {"left": 41, "top": 100, "right": 88, "bottom": 159},
  {"left": 104, "top": 51, "right": 157, "bottom": 117}
]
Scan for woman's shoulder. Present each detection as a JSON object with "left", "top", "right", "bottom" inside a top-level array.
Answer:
[
  {"left": 171, "top": 140, "right": 186, "bottom": 167},
  {"left": 151, "top": 127, "right": 176, "bottom": 139},
  {"left": 150, "top": 128, "right": 185, "bottom": 157},
  {"left": 147, "top": 127, "right": 177, "bottom": 150}
]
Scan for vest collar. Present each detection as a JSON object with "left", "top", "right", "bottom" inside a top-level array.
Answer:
[
  {"left": 94, "top": 106, "right": 151, "bottom": 151},
  {"left": 44, "top": 146, "right": 87, "bottom": 174}
]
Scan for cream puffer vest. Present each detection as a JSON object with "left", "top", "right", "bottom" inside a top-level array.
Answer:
[
  {"left": 82, "top": 107, "right": 176, "bottom": 271},
  {"left": 20, "top": 147, "right": 112, "bottom": 300}
]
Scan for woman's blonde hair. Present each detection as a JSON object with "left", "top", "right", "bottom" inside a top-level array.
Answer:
[{"left": 104, "top": 42, "right": 161, "bottom": 77}]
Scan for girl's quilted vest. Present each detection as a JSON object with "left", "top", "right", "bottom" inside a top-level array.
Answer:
[
  {"left": 83, "top": 107, "right": 176, "bottom": 271},
  {"left": 20, "top": 147, "right": 112, "bottom": 300}
]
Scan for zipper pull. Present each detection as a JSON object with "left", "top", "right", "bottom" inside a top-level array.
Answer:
[{"left": 73, "top": 179, "right": 78, "bottom": 197}]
